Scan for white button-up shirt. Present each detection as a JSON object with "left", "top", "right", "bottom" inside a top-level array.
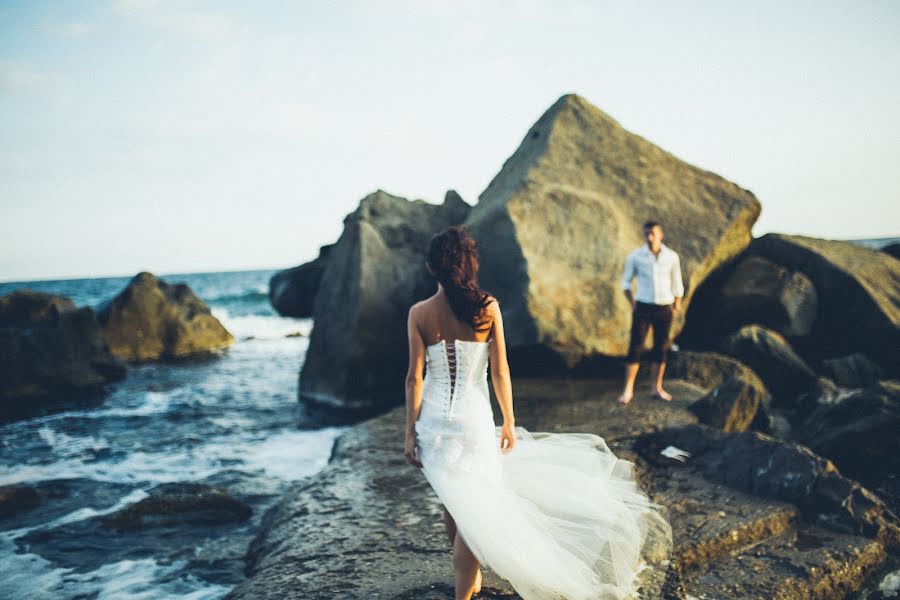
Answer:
[{"left": 621, "top": 243, "right": 685, "bottom": 305}]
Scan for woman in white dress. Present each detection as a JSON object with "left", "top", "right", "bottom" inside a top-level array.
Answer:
[{"left": 404, "top": 226, "right": 670, "bottom": 600}]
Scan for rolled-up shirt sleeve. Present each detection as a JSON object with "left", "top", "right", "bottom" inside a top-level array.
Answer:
[
  {"left": 671, "top": 253, "right": 685, "bottom": 298},
  {"left": 621, "top": 252, "right": 635, "bottom": 291}
]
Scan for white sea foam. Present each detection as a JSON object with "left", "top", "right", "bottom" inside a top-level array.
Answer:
[
  {"left": 2, "top": 488, "right": 148, "bottom": 541},
  {"left": 0, "top": 537, "right": 230, "bottom": 600},
  {"left": 238, "top": 427, "right": 343, "bottom": 480},
  {"left": 881, "top": 569, "right": 900, "bottom": 597},
  {"left": 25, "top": 390, "right": 177, "bottom": 426},
  {"left": 37, "top": 426, "right": 111, "bottom": 456},
  {"left": 1, "top": 427, "right": 342, "bottom": 486},
  {"left": 212, "top": 307, "right": 312, "bottom": 341}
]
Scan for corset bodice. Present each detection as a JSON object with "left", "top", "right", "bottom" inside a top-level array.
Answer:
[{"left": 419, "top": 339, "right": 491, "bottom": 424}]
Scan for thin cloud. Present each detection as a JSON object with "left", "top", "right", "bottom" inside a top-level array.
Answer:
[
  {"left": 0, "top": 60, "right": 48, "bottom": 91},
  {"left": 111, "top": 0, "right": 241, "bottom": 42}
]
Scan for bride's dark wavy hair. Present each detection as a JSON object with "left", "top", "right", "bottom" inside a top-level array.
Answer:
[{"left": 426, "top": 226, "right": 493, "bottom": 331}]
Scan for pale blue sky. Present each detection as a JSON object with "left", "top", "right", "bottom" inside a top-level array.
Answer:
[{"left": 1, "top": 1, "right": 898, "bottom": 282}]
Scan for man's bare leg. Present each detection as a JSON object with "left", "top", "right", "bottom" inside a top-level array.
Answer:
[
  {"left": 650, "top": 362, "right": 672, "bottom": 401},
  {"left": 618, "top": 362, "right": 640, "bottom": 404}
]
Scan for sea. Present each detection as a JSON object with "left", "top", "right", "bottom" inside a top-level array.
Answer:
[{"left": 0, "top": 269, "right": 342, "bottom": 599}]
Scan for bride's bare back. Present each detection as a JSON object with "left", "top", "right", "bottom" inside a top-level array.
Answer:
[{"left": 414, "top": 291, "right": 495, "bottom": 347}]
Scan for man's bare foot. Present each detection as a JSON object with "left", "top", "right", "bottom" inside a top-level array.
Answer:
[
  {"left": 474, "top": 569, "right": 482, "bottom": 594},
  {"left": 652, "top": 388, "right": 673, "bottom": 401},
  {"left": 617, "top": 392, "right": 633, "bottom": 405}
]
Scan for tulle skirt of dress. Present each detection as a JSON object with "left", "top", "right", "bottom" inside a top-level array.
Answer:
[{"left": 415, "top": 418, "right": 671, "bottom": 600}]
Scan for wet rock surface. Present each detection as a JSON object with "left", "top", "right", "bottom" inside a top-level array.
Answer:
[
  {"left": 101, "top": 482, "right": 252, "bottom": 530},
  {"left": 0, "top": 290, "right": 126, "bottom": 423},
  {"left": 8, "top": 477, "right": 279, "bottom": 588},
  {"left": 97, "top": 271, "right": 233, "bottom": 362},
  {"left": 796, "top": 381, "right": 900, "bottom": 513},
  {"left": 228, "top": 376, "right": 896, "bottom": 599}
]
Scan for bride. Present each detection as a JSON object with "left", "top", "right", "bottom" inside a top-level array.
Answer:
[{"left": 404, "top": 226, "right": 671, "bottom": 600}]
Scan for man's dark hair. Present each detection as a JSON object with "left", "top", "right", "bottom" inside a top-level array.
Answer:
[{"left": 643, "top": 220, "right": 662, "bottom": 230}]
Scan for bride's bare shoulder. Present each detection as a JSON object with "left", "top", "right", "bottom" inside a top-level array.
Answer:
[{"left": 409, "top": 294, "right": 439, "bottom": 320}]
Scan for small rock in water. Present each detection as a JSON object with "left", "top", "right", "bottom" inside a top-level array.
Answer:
[
  {"left": 0, "top": 484, "right": 41, "bottom": 517},
  {"left": 101, "top": 482, "right": 251, "bottom": 530}
]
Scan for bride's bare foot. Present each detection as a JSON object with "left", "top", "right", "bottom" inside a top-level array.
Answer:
[
  {"left": 617, "top": 392, "right": 633, "bottom": 405},
  {"left": 474, "top": 568, "right": 482, "bottom": 594},
  {"left": 652, "top": 388, "right": 673, "bottom": 401}
]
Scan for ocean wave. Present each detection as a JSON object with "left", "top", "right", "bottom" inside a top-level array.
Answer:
[
  {"left": 37, "top": 426, "right": 111, "bottom": 457},
  {"left": 0, "top": 537, "right": 230, "bottom": 600},
  {"left": 0, "top": 427, "right": 342, "bottom": 487},
  {"left": 212, "top": 308, "right": 312, "bottom": 341},
  {"left": 206, "top": 289, "right": 269, "bottom": 305}
]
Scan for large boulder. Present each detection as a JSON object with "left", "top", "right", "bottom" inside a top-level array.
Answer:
[
  {"left": 746, "top": 234, "right": 900, "bottom": 373},
  {"left": 97, "top": 272, "right": 233, "bottom": 362},
  {"left": 0, "top": 290, "right": 127, "bottom": 422},
  {"left": 269, "top": 244, "right": 334, "bottom": 318},
  {"left": 688, "top": 368, "right": 767, "bottom": 433},
  {"left": 684, "top": 255, "right": 818, "bottom": 344},
  {"left": 667, "top": 350, "right": 770, "bottom": 433},
  {"left": 819, "top": 352, "right": 884, "bottom": 388},
  {"left": 464, "top": 94, "right": 761, "bottom": 365},
  {"left": 797, "top": 381, "right": 900, "bottom": 499},
  {"left": 721, "top": 325, "right": 818, "bottom": 406},
  {"left": 881, "top": 242, "right": 900, "bottom": 260},
  {"left": 299, "top": 190, "right": 471, "bottom": 420}
]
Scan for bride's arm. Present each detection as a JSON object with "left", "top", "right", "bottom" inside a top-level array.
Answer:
[
  {"left": 488, "top": 300, "right": 516, "bottom": 451},
  {"left": 404, "top": 304, "right": 426, "bottom": 467}
]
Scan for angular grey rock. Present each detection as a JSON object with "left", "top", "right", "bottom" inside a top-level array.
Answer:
[
  {"left": 97, "top": 272, "right": 233, "bottom": 362},
  {"left": 0, "top": 290, "right": 126, "bottom": 422},
  {"left": 689, "top": 367, "right": 767, "bottom": 433},
  {"left": 720, "top": 255, "right": 818, "bottom": 337},
  {"left": 667, "top": 350, "right": 753, "bottom": 388},
  {"left": 721, "top": 325, "right": 818, "bottom": 407},
  {"left": 819, "top": 352, "right": 884, "bottom": 388},
  {"left": 464, "top": 94, "right": 761, "bottom": 365},
  {"left": 101, "top": 482, "right": 252, "bottom": 530},
  {"left": 299, "top": 190, "right": 471, "bottom": 421},
  {"left": 797, "top": 381, "right": 900, "bottom": 501},
  {"left": 639, "top": 424, "right": 900, "bottom": 550},
  {"left": 882, "top": 242, "right": 900, "bottom": 260},
  {"left": 268, "top": 244, "right": 334, "bottom": 318},
  {"left": 746, "top": 234, "right": 900, "bottom": 375}
]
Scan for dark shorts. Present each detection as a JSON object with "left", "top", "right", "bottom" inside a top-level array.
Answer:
[{"left": 626, "top": 301, "right": 674, "bottom": 363}]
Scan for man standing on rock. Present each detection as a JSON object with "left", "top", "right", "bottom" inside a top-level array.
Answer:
[{"left": 617, "top": 221, "right": 684, "bottom": 405}]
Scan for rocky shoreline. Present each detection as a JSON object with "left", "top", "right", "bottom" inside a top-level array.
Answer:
[{"left": 227, "top": 374, "right": 899, "bottom": 599}]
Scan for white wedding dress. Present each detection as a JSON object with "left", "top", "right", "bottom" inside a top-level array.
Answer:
[{"left": 415, "top": 339, "right": 671, "bottom": 600}]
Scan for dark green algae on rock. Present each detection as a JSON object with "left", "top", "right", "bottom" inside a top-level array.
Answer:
[{"left": 227, "top": 376, "right": 898, "bottom": 600}]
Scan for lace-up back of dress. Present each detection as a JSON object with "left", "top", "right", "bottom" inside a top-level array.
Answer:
[{"left": 423, "top": 339, "right": 489, "bottom": 422}]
